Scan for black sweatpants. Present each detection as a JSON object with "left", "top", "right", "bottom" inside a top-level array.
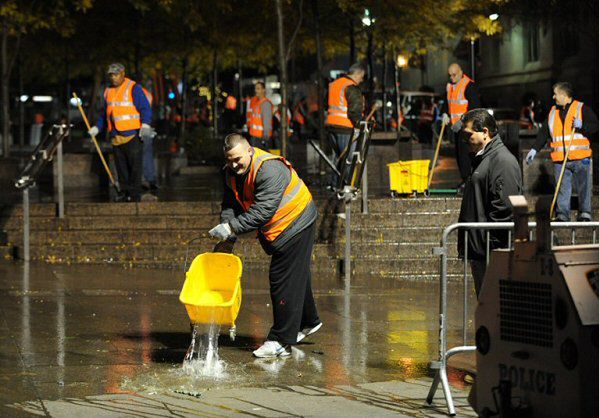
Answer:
[
  {"left": 266, "top": 222, "right": 320, "bottom": 345},
  {"left": 114, "top": 136, "right": 142, "bottom": 201}
]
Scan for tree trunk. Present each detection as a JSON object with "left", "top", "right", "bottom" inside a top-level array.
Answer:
[
  {"left": 275, "top": 0, "right": 288, "bottom": 157},
  {"left": 366, "top": 29, "right": 374, "bottom": 106},
  {"left": 311, "top": 0, "right": 325, "bottom": 170},
  {"left": 212, "top": 49, "right": 218, "bottom": 141},
  {"left": 382, "top": 43, "right": 387, "bottom": 132},
  {"left": 1, "top": 20, "right": 10, "bottom": 157},
  {"left": 349, "top": 17, "right": 355, "bottom": 64},
  {"left": 19, "top": 52, "right": 24, "bottom": 148},
  {"left": 179, "top": 57, "right": 188, "bottom": 142},
  {"left": 237, "top": 59, "right": 243, "bottom": 118}
]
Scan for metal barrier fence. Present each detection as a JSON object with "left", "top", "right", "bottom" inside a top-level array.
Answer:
[{"left": 425, "top": 220, "right": 599, "bottom": 416}]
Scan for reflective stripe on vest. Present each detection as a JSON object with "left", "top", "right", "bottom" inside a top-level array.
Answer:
[
  {"left": 247, "top": 97, "right": 273, "bottom": 138},
  {"left": 104, "top": 78, "right": 142, "bottom": 132},
  {"left": 226, "top": 148, "right": 313, "bottom": 242},
  {"left": 548, "top": 100, "right": 591, "bottom": 162},
  {"left": 325, "top": 76, "right": 357, "bottom": 128},
  {"left": 446, "top": 75, "right": 472, "bottom": 124}
]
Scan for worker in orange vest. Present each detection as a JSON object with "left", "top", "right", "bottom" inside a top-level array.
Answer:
[
  {"left": 526, "top": 82, "right": 598, "bottom": 221},
  {"left": 89, "top": 63, "right": 153, "bottom": 202},
  {"left": 519, "top": 96, "right": 537, "bottom": 130},
  {"left": 440, "top": 63, "right": 480, "bottom": 190},
  {"left": 246, "top": 81, "right": 273, "bottom": 149},
  {"left": 325, "top": 63, "right": 365, "bottom": 187},
  {"left": 209, "top": 133, "right": 321, "bottom": 358}
]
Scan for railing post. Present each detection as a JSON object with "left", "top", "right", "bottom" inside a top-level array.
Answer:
[
  {"left": 56, "top": 138, "right": 64, "bottom": 219},
  {"left": 23, "top": 188, "right": 30, "bottom": 262}
]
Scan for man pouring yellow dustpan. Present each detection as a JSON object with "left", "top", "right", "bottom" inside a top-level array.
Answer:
[{"left": 209, "top": 134, "right": 322, "bottom": 358}]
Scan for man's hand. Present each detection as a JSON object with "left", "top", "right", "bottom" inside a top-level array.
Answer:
[
  {"left": 573, "top": 118, "right": 582, "bottom": 130},
  {"left": 88, "top": 126, "right": 99, "bottom": 137},
  {"left": 140, "top": 123, "right": 153, "bottom": 140},
  {"left": 441, "top": 113, "right": 450, "bottom": 126},
  {"left": 209, "top": 223, "right": 232, "bottom": 240},
  {"left": 450, "top": 119, "right": 462, "bottom": 133},
  {"left": 525, "top": 149, "right": 537, "bottom": 165}
]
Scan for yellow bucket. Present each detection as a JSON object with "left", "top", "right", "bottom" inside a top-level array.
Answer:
[
  {"left": 387, "top": 160, "right": 430, "bottom": 194},
  {"left": 179, "top": 253, "right": 242, "bottom": 326}
]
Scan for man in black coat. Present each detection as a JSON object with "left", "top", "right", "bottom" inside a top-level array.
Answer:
[{"left": 457, "top": 109, "right": 523, "bottom": 297}]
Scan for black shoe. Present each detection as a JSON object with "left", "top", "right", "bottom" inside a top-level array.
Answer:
[{"left": 577, "top": 213, "right": 592, "bottom": 222}]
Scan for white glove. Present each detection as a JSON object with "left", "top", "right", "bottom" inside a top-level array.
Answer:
[
  {"left": 209, "top": 223, "right": 232, "bottom": 240},
  {"left": 140, "top": 123, "right": 153, "bottom": 139},
  {"left": 525, "top": 149, "right": 537, "bottom": 165},
  {"left": 441, "top": 113, "right": 450, "bottom": 126},
  {"left": 88, "top": 126, "right": 99, "bottom": 137},
  {"left": 451, "top": 119, "right": 462, "bottom": 133}
]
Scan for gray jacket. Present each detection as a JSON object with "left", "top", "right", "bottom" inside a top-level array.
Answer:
[{"left": 221, "top": 159, "right": 317, "bottom": 254}]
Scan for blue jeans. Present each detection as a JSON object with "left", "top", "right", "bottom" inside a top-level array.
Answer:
[
  {"left": 142, "top": 136, "right": 156, "bottom": 184},
  {"left": 328, "top": 131, "right": 355, "bottom": 188},
  {"left": 554, "top": 158, "right": 592, "bottom": 220}
]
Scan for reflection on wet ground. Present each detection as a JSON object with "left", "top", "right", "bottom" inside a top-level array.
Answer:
[{"left": 0, "top": 261, "right": 476, "bottom": 417}]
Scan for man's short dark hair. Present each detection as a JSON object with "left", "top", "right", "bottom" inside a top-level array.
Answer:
[
  {"left": 553, "top": 82, "right": 573, "bottom": 98},
  {"left": 223, "top": 133, "right": 249, "bottom": 152},
  {"left": 461, "top": 109, "right": 498, "bottom": 137},
  {"left": 255, "top": 81, "right": 265, "bottom": 89},
  {"left": 348, "top": 63, "right": 366, "bottom": 75}
]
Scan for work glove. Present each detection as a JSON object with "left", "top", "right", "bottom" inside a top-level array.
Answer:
[
  {"left": 140, "top": 123, "right": 153, "bottom": 140},
  {"left": 88, "top": 126, "right": 99, "bottom": 137},
  {"left": 441, "top": 113, "right": 450, "bottom": 126},
  {"left": 450, "top": 119, "right": 462, "bottom": 133},
  {"left": 525, "top": 149, "right": 537, "bottom": 165},
  {"left": 572, "top": 118, "right": 582, "bottom": 130},
  {"left": 209, "top": 223, "right": 232, "bottom": 241}
]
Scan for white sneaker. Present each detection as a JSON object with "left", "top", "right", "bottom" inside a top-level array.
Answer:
[
  {"left": 297, "top": 322, "right": 323, "bottom": 343},
  {"left": 252, "top": 340, "right": 291, "bottom": 358}
]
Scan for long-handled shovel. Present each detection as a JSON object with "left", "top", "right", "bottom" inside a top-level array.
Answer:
[
  {"left": 72, "top": 93, "right": 120, "bottom": 194},
  {"left": 550, "top": 128, "right": 577, "bottom": 219}
]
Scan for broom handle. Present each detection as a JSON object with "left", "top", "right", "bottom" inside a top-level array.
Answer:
[
  {"left": 72, "top": 93, "right": 118, "bottom": 188},
  {"left": 550, "top": 128, "right": 576, "bottom": 219},
  {"left": 427, "top": 121, "right": 447, "bottom": 189}
]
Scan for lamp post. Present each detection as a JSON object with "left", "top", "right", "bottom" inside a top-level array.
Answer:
[
  {"left": 362, "top": 9, "right": 375, "bottom": 105},
  {"left": 394, "top": 52, "right": 408, "bottom": 131}
]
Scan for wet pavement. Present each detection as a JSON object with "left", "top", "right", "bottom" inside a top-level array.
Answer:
[{"left": 0, "top": 261, "right": 476, "bottom": 417}]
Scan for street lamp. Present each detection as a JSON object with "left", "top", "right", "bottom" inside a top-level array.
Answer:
[
  {"left": 396, "top": 54, "right": 408, "bottom": 68},
  {"left": 361, "top": 8, "right": 374, "bottom": 27},
  {"left": 488, "top": 13, "right": 499, "bottom": 21}
]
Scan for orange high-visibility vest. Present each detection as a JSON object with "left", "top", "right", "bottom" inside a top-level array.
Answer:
[
  {"left": 225, "top": 95, "right": 237, "bottom": 110},
  {"left": 326, "top": 76, "right": 357, "bottom": 128},
  {"left": 247, "top": 96, "right": 273, "bottom": 138},
  {"left": 548, "top": 100, "right": 591, "bottom": 162},
  {"left": 104, "top": 77, "right": 142, "bottom": 132},
  {"left": 226, "top": 148, "right": 313, "bottom": 242},
  {"left": 446, "top": 75, "right": 472, "bottom": 124},
  {"left": 293, "top": 102, "right": 306, "bottom": 125}
]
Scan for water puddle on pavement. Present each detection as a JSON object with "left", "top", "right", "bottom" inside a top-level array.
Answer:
[
  {"left": 121, "top": 323, "right": 250, "bottom": 396},
  {"left": 181, "top": 323, "right": 227, "bottom": 378}
]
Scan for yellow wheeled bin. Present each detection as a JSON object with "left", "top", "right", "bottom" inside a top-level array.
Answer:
[
  {"left": 179, "top": 252, "right": 242, "bottom": 340},
  {"left": 387, "top": 159, "right": 430, "bottom": 196}
]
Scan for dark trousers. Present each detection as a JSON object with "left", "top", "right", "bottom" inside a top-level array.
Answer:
[
  {"left": 453, "top": 130, "right": 472, "bottom": 182},
  {"left": 114, "top": 136, "right": 142, "bottom": 201},
  {"left": 328, "top": 131, "right": 355, "bottom": 188},
  {"left": 470, "top": 259, "right": 487, "bottom": 298},
  {"left": 266, "top": 222, "right": 320, "bottom": 345}
]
